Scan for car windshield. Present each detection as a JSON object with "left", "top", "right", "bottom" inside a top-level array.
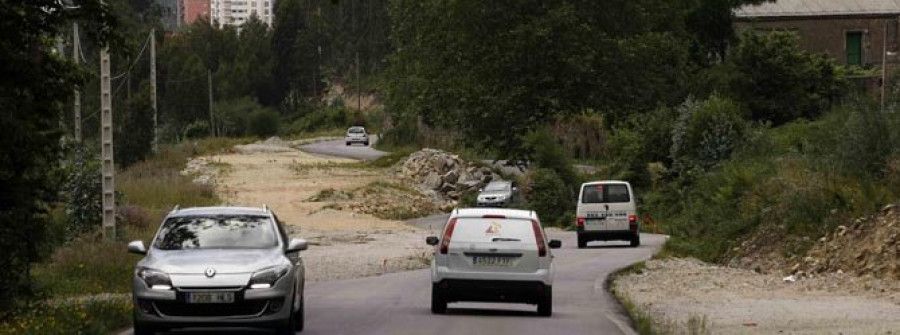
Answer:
[
  {"left": 348, "top": 127, "right": 365, "bottom": 134},
  {"left": 483, "top": 182, "right": 510, "bottom": 192},
  {"left": 153, "top": 215, "right": 278, "bottom": 250},
  {"left": 581, "top": 183, "right": 630, "bottom": 203}
]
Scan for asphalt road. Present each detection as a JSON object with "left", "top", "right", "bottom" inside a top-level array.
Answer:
[
  {"left": 120, "top": 142, "right": 664, "bottom": 334},
  {"left": 120, "top": 232, "right": 664, "bottom": 335},
  {"left": 299, "top": 137, "right": 386, "bottom": 161}
]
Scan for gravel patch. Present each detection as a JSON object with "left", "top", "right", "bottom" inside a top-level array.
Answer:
[
  {"left": 296, "top": 229, "right": 434, "bottom": 282},
  {"left": 614, "top": 257, "right": 900, "bottom": 334}
]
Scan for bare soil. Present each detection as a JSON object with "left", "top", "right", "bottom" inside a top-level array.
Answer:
[{"left": 201, "top": 139, "right": 436, "bottom": 282}]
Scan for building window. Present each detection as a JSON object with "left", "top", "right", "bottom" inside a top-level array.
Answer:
[{"left": 847, "top": 31, "right": 863, "bottom": 66}]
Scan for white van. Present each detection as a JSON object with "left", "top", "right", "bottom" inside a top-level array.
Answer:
[{"left": 575, "top": 180, "right": 640, "bottom": 248}]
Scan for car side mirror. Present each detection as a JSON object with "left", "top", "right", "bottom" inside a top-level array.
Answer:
[
  {"left": 512, "top": 187, "right": 518, "bottom": 191},
  {"left": 128, "top": 240, "right": 147, "bottom": 255},
  {"left": 478, "top": 188, "right": 483, "bottom": 192},
  {"left": 548, "top": 240, "right": 562, "bottom": 249},
  {"left": 286, "top": 238, "right": 308, "bottom": 253},
  {"left": 426, "top": 236, "right": 439, "bottom": 246}
]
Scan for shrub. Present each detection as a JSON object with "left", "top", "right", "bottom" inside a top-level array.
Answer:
[
  {"left": 182, "top": 121, "right": 210, "bottom": 139},
  {"left": 670, "top": 96, "right": 748, "bottom": 176},
  {"left": 526, "top": 169, "right": 570, "bottom": 226},
  {"left": 61, "top": 148, "right": 102, "bottom": 238},
  {"left": 248, "top": 109, "right": 281, "bottom": 138},
  {"left": 523, "top": 129, "right": 579, "bottom": 192}
]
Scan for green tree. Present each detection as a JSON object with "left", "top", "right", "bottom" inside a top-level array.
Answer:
[
  {"left": 0, "top": 0, "right": 114, "bottom": 310},
  {"left": 383, "top": 0, "right": 695, "bottom": 156},
  {"left": 727, "top": 31, "right": 846, "bottom": 125},
  {"left": 272, "top": 0, "right": 321, "bottom": 108}
]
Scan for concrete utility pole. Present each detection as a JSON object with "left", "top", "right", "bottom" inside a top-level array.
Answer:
[
  {"left": 208, "top": 68, "right": 214, "bottom": 137},
  {"left": 356, "top": 51, "right": 361, "bottom": 111},
  {"left": 73, "top": 23, "right": 82, "bottom": 143},
  {"left": 100, "top": 47, "right": 116, "bottom": 240},
  {"left": 883, "top": 22, "right": 888, "bottom": 113},
  {"left": 150, "top": 29, "right": 158, "bottom": 152}
]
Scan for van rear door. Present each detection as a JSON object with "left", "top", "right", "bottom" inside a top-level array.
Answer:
[{"left": 579, "top": 183, "right": 633, "bottom": 231}]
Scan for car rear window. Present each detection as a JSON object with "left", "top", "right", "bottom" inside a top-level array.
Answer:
[
  {"left": 581, "top": 183, "right": 630, "bottom": 203},
  {"left": 153, "top": 215, "right": 279, "bottom": 250},
  {"left": 348, "top": 127, "right": 365, "bottom": 134},
  {"left": 448, "top": 218, "right": 536, "bottom": 243}
]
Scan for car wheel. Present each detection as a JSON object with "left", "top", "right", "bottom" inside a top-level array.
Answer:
[
  {"left": 278, "top": 295, "right": 298, "bottom": 335},
  {"left": 537, "top": 286, "right": 552, "bottom": 316},
  {"left": 132, "top": 313, "right": 157, "bottom": 335},
  {"left": 294, "top": 292, "right": 305, "bottom": 332},
  {"left": 364, "top": 141, "right": 369, "bottom": 146},
  {"left": 431, "top": 283, "right": 447, "bottom": 314},
  {"left": 630, "top": 234, "right": 641, "bottom": 248},
  {"left": 345, "top": 142, "right": 351, "bottom": 146},
  {"left": 577, "top": 236, "right": 586, "bottom": 249}
]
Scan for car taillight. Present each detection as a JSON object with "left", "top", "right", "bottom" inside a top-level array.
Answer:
[
  {"left": 576, "top": 217, "right": 585, "bottom": 227},
  {"left": 531, "top": 220, "right": 547, "bottom": 257},
  {"left": 439, "top": 218, "right": 457, "bottom": 254},
  {"left": 628, "top": 215, "right": 637, "bottom": 223}
]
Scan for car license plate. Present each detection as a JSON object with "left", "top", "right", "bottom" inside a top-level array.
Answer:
[
  {"left": 586, "top": 218, "right": 605, "bottom": 226},
  {"left": 473, "top": 256, "right": 513, "bottom": 267},
  {"left": 186, "top": 292, "right": 235, "bottom": 304}
]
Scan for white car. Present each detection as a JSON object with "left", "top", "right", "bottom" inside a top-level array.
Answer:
[
  {"left": 426, "top": 208, "right": 561, "bottom": 316},
  {"left": 344, "top": 126, "right": 369, "bottom": 146},
  {"left": 575, "top": 180, "right": 640, "bottom": 248}
]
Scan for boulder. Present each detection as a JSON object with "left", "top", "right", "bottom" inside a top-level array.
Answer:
[
  {"left": 439, "top": 183, "right": 456, "bottom": 193},
  {"left": 424, "top": 172, "right": 442, "bottom": 190},
  {"left": 442, "top": 170, "right": 460, "bottom": 184}
]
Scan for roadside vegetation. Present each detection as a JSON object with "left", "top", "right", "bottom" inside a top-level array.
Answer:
[{"left": 0, "top": 138, "right": 240, "bottom": 333}]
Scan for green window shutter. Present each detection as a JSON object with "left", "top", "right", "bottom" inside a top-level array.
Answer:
[{"left": 847, "top": 32, "right": 863, "bottom": 66}]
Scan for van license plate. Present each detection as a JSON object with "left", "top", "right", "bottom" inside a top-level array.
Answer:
[
  {"left": 473, "top": 256, "right": 513, "bottom": 267},
  {"left": 186, "top": 292, "right": 234, "bottom": 304}
]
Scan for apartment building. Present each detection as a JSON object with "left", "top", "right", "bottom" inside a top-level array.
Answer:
[
  {"left": 182, "top": 0, "right": 212, "bottom": 26},
  {"left": 211, "top": 0, "right": 275, "bottom": 27}
]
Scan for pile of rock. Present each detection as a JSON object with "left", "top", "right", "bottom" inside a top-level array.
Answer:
[
  {"left": 395, "top": 149, "right": 496, "bottom": 203},
  {"left": 798, "top": 203, "right": 900, "bottom": 280},
  {"left": 234, "top": 136, "right": 294, "bottom": 154},
  {"left": 180, "top": 157, "right": 217, "bottom": 186}
]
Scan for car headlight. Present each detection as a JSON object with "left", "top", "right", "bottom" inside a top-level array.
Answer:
[
  {"left": 248, "top": 265, "right": 290, "bottom": 289},
  {"left": 137, "top": 267, "right": 172, "bottom": 290}
]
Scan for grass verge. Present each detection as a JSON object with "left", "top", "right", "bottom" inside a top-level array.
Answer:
[{"left": 2, "top": 138, "right": 239, "bottom": 334}]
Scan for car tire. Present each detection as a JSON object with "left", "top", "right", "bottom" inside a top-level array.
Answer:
[
  {"left": 537, "top": 286, "right": 552, "bottom": 316},
  {"left": 278, "top": 294, "right": 298, "bottom": 335},
  {"left": 431, "top": 283, "right": 447, "bottom": 314},
  {"left": 294, "top": 295, "right": 305, "bottom": 332},
  {"left": 345, "top": 142, "right": 351, "bottom": 146},
  {"left": 630, "top": 234, "right": 641, "bottom": 248},
  {"left": 364, "top": 141, "right": 369, "bottom": 146},
  {"left": 577, "top": 236, "right": 586, "bottom": 249},
  {"left": 132, "top": 313, "right": 158, "bottom": 335}
]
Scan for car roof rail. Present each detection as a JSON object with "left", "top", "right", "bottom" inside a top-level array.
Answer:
[
  {"left": 262, "top": 204, "right": 269, "bottom": 212},
  {"left": 171, "top": 205, "right": 180, "bottom": 213}
]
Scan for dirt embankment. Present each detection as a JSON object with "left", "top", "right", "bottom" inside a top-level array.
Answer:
[{"left": 614, "top": 203, "right": 900, "bottom": 334}]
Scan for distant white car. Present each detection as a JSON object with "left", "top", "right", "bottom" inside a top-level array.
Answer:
[
  {"left": 427, "top": 208, "right": 561, "bottom": 316},
  {"left": 345, "top": 126, "right": 369, "bottom": 146},
  {"left": 575, "top": 180, "right": 640, "bottom": 248}
]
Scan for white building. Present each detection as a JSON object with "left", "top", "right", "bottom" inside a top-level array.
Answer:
[{"left": 210, "top": 0, "right": 274, "bottom": 27}]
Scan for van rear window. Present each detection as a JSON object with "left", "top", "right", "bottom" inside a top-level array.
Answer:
[{"left": 581, "top": 183, "right": 630, "bottom": 203}]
